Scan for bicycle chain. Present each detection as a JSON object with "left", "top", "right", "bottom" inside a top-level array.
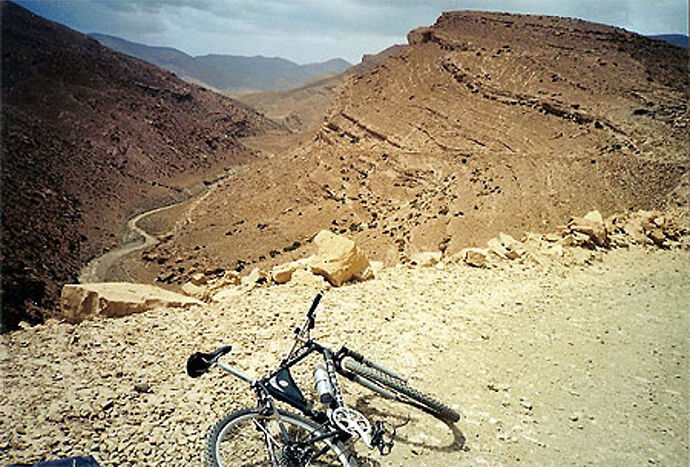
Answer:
[{"left": 324, "top": 350, "right": 344, "bottom": 407}]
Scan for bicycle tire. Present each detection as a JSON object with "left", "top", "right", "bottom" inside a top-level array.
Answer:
[
  {"left": 205, "top": 407, "right": 357, "bottom": 467},
  {"left": 342, "top": 358, "right": 461, "bottom": 423}
]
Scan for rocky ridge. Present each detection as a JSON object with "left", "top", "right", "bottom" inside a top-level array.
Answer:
[{"left": 135, "top": 12, "right": 688, "bottom": 291}]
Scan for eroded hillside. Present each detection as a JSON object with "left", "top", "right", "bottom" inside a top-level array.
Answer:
[
  {"left": 237, "top": 45, "right": 407, "bottom": 133},
  {"left": 130, "top": 12, "right": 688, "bottom": 287},
  {"left": 0, "top": 2, "right": 278, "bottom": 330}
]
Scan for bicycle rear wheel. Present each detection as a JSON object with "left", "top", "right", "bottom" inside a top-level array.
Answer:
[
  {"left": 341, "top": 358, "right": 460, "bottom": 423},
  {"left": 205, "top": 407, "right": 357, "bottom": 466}
]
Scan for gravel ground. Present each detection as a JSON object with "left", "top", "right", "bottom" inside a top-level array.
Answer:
[{"left": 1, "top": 246, "right": 687, "bottom": 466}]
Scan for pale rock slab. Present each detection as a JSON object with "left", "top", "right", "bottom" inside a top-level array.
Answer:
[{"left": 61, "top": 283, "right": 201, "bottom": 323}]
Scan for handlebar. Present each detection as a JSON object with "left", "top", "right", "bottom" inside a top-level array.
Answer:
[{"left": 306, "top": 291, "right": 323, "bottom": 330}]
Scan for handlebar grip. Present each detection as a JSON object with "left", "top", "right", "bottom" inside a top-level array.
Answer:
[
  {"left": 308, "top": 291, "right": 323, "bottom": 316},
  {"left": 306, "top": 291, "right": 323, "bottom": 330}
]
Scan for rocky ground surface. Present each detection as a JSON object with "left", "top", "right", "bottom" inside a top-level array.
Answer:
[{"left": 2, "top": 246, "right": 687, "bottom": 466}]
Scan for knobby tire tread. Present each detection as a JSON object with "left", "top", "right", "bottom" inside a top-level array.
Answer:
[{"left": 343, "top": 359, "right": 460, "bottom": 423}]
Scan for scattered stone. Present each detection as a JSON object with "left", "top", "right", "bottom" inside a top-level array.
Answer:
[
  {"left": 563, "top": 210, "right": 608, "bottom": 247},
  {"left": 134, "top": 383, "right": 151, "bottom": 394},
  {"left": 183, "top": 271, "right": 242, "bottom": 301},
  {"left": 289, "top": 268, "right": 331, "bottom": 289},
  {"left": 190, "top": 273, "right": 208, "bottom": 286},
  {"left": 460, "top": 247, "right": 490, "bottom": 268},
  {"left": 243, "top": 268, "right": 268, "bottom": 286},
  {"left": 181, "top": 282, "right": 207, "bottom": 301},
  {"left": 410, "top": 251, "right": 442, "bottom": 267},
  {"left": 61, "top": 283, "right": 202, "bottom": 323},
  {"left": 520, "top": 398, "right": 533, "bottom": 411},
  {"left": 271, "top": 257, "right": 314, "bottom": 284},
  {"left": 487, "top": 233, "right": 523, "bottom": 260}
]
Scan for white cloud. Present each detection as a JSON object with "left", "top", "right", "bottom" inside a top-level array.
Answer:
[{"left": 14, "top": 0, "right": 689, "bottom": 63}]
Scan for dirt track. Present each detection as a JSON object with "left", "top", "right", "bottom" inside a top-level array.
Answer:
[
  {"left": 79, "top": 173, "right": 236, "bottom": 284},
  {"left": 1, "top": 246, "right": 687, "bottom": 465}
]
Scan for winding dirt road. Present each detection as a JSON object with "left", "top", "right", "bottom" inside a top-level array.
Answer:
[
  {"left": 78, "top": 173, "right": 234, "bottom": 284},
  {"left": 77, "top": 202, "right": 185, "bottom": 283}
]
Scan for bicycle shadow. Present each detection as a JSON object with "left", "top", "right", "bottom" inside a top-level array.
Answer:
[{"left": 353, "top": 394, "right": 466, "bottom": 454}]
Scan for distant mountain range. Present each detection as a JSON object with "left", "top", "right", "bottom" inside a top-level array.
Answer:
[
  {"left": 90, "top": 33, "right": 351, "bottom": 94},
  {"left": 648, "top": 34, "right": 688, "bottom": 48}
]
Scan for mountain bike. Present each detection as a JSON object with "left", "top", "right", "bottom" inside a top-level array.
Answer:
[{"left": 187, "top": 292, "right": 460, "bottom": 466}]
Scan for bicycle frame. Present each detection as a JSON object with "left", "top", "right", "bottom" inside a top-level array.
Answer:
[
  {"left": 217, "top": 339, "right": 341, "bottom": 416},
  {"left": 194, "top": 292, "right": 418, "bottom": 464}
]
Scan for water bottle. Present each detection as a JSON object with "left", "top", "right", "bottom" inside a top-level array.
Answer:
[{"left": 313, "top": 364, "right": 335, "bottom": 405}]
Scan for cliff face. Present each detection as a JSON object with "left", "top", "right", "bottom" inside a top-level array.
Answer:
[
  {"left": 0, "top": 2, "right": 277, "bottom": 330},
  {"left": 322, "top": 11, "right": 688, "bottom": 160}
]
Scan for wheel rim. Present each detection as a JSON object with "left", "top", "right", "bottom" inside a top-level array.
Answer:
[{"left": 213, "top": 411, "right": 352, "bottom": 466}]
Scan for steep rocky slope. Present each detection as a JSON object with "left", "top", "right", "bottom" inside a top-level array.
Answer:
[
  {"left": 1, "top": 247, "right": 688, "bottom": 465},
  {"left": 238, "top": 45, "right": 407, "bottom": 133},
  {"left": 0, "top": 2, "right": 277, "bottom": 330},
  {"left": 131, "top": 12, "right": 688, "bottom": 287},
  {"left": 324, "top": 12, "right": 688, "bottom": 161}
]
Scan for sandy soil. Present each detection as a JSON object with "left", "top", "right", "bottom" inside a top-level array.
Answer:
[{"left": 1, "top": 246, "right": 687, "bottom": 465}]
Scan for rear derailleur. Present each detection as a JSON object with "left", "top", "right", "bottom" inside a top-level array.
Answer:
[{"left": 370, "top": 420, "right": 398, "bottom": 456}]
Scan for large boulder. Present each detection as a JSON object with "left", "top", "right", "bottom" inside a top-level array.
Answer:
[
  {"left": 310, "top": 230, "right": 371, "bottom": 286},
  {"left": 61, "top": 283, "right": 202, "bottom": 324},
  {"left": 563, "top": 210, "right": 608, "bottom": 247}
]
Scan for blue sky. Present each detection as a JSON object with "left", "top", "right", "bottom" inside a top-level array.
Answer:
[{"left": 13, "top": 0, "right": 689, "bottom": 64}]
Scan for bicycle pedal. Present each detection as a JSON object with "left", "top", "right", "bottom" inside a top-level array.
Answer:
[{"left": 371, "top": 420, "right": 396, "bottom": 456}]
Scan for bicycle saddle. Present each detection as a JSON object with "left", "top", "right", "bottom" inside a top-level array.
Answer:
[{"left": 187, "top": 345, "right": 233, "bottom": 378}]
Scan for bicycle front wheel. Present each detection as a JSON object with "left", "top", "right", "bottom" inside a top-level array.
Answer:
[
  {"left": 342, "top": 358, "right": 461, "bottom": 423},
  {"left": 205, "top": 407, "right": 357, "bottom": 467}
]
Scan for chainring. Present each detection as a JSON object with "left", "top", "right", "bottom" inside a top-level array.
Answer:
[{"left": 331, "top": 407, "right": 372, "bottom": 446}]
